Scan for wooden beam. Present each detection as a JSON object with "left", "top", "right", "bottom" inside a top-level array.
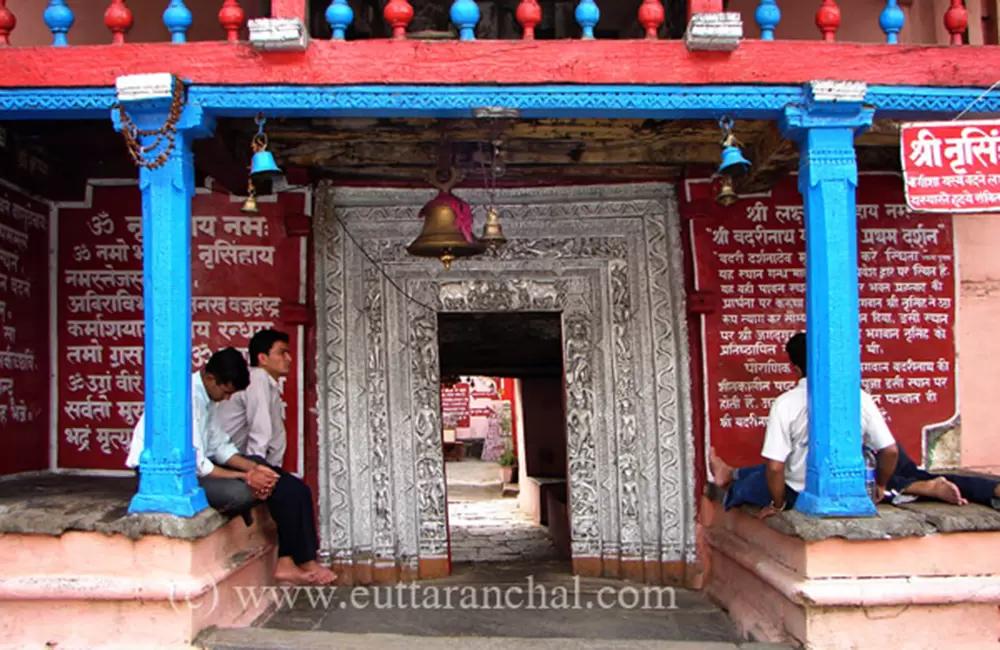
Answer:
[
  {"left": 267, "top": 118, "right": 741, "bottom": 143},
  {"left": 192, "top": 131, "right": 252, "bottom": 196},
  {"left": 735, "top": 123, "right": 799, "bottom": 194},
  {"left": 2, "top": 40, "right": 1000, "bottom": 88},
  {"left": 276, "top": 139, "right": 728, "bottom": 167},
  {"left": 735, "top": 119, "right": 902, "bottom": 193},
  {"left": 317, "top": 164, "right": 681, "bottom": 182}
]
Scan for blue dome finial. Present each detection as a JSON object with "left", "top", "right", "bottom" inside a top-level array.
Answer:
[
  {"left": 44, "top": 0, "right": 74, "bottom": 47},
  {"left": 755, "top": 0, "right": 781, "bottom": 41},
  {"left": 880, "top": 0, "right": 905, "bottom": 44},
  {"left": 163, "top": 0, "right": 192, "bottom": 44},
  {"left": 326, "top": 0, "right": 354, "bottom": 40},
  {"left": 451, "top": 0, "right": 480, "bottom": 41},
  {"left": 575, "top": 0, "right": 600, "bottom": 40}
]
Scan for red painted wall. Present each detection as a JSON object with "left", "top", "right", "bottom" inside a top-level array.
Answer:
[
  {"left": 0, "top": 180, "right": 50, "bottom": 475},
  {"left": 520, "top": 376, "right": 567, "bottom": 479},
  {"left": 55, "top": 180, "right": 311, "bottom": 476},
  {"left": 683, "top": 173, "right": 958, "bottom": 471}
]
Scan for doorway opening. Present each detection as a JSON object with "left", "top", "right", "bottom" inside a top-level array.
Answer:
[{"left": 438, "top": 311, "right": 569, "bottom": 569}]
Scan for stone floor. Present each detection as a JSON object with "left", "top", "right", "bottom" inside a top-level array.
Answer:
[
  {"left": 447, "top": 491, "right": 558, "bottom": 563},
  {"left": 238, "top": 561, "right": 772, "bottom": 647},
  {"left": 200, "top": 630, "right": 792, "bottom": 650},
  {"left": 446, "top": 459, "right": 556, "bottom": 563}
]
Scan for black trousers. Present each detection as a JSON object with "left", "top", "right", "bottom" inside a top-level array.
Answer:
[
  {"left": 153, "top": 457, "right": 320, "bottom": 565},
  {"left": 246, "top": 456, "right": 320, "bottom": 565},
  {"left": 887, "top": 445, "right": 998, "bottom": 506}
]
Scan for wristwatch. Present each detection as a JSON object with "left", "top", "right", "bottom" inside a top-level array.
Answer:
[{"left": 769, "top": 500, "right": 787, "bottom": 511}]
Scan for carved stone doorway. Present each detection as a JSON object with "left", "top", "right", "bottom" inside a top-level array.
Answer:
[{"left": 313, "top": 182, "right": 697, "bottom": 585}]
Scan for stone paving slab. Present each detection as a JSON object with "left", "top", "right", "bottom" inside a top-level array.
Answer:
[
  {"left": 257, "top": 572, "right": 744, "bottom": 643},
  {"left": 706, "top": 481, "right": 1000, "bottom": 541},
  {"left": 896, "top": 501, "right": 1000, "bottom": 532},
  {"left": 198, "top": 630, "right": 795, "bottom": 650},
  {"left": 448, "top": 497, "right": 558, "bottom": 563}
]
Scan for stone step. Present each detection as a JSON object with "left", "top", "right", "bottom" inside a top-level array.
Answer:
[{"left": 197, "top": 629, "right": 796, "bottom": 650}]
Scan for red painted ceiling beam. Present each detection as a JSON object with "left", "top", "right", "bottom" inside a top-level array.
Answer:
[{"left": 0, "top": 40, "right": 996, "bottom": 88}]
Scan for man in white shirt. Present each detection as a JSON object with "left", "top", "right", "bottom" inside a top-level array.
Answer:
[
  {"left": 126, "top": 347, "right": 335, "bottom": 586},
  {"left": 710, "top": 332, "right": 899, "bottom": 518},
  {"left": 126, "top": 348, "right": 277, "bottom": 516},
  {"left": 217, "top": 328, "right": 289, "bottom": 466}
]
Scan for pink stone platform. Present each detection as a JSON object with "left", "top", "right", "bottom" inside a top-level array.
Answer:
[
  {"left": 701, "top": 488, "right": 1000, "bottom": 649},
  {"left": 0, "top": 474, "right": 278, "bottom": 649}
]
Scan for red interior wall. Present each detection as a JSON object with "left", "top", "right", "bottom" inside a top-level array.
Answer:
[
  {"left": 520, "top": 376, "right": 568, "bottom": 479},
  {"left": 0, "top": 180, "right": 51, "bottom": 475},
  {"left": 55, "top": 180, "right": 311, "bottom": 474}
]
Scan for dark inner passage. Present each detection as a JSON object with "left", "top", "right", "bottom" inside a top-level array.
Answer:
[{"left": 438, "top": 311, "right": 563, "bottom": 379}]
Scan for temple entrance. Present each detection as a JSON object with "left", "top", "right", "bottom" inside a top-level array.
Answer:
[
  {"left": 438, "top": 312, "right": 568, "bottom": 566},
  {"left": 314, "top": 182, "right": 697, "bottom": 582}
]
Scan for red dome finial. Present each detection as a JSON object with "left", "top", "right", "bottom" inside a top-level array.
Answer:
[
  {"left": 0, "top": 1, "right": 15, "bottom": 47},
  {"left": 816, "top": 0, "right": 841, "bottom": 42},
  {"left": 384, "top": 0, "right": 414, "bottom": 40},
  {"left": 218, "top": 0, "right": 245, "bottom": 43},
  {"left": 104, "top": 0, "right": 132, "bottom": 45},
  {"left": 638, "top": 0, "right": 665, "bottom": 40},
  {"left": 516, "top": 0, "right": 542, "bottom": 40},
  {"left": 944, "top": 0, "right": 968, "bottom": 45}
]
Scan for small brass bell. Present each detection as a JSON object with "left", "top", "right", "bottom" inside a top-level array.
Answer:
[
  {"left": 479, "top": 207, "right": 507, "bottom": 248},
  {"left": 407, "top": 202, "right": 486, "bottom": 270},
  {"left": 241, "top": 183, "right": 259, "bottom": 214},
  {"left": 715, "top": 176, "right": 738, "bottom": 207}
]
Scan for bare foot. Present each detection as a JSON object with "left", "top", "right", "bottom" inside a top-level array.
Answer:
[
  {"left": 274, "top": 562, "right": 316, "bottom": 585},
  {"left": 905, "top": 477, "right": 967, "bottom": 505},
  {"left": 298, "top": 560, "right": 338, "bottom": 585},
  {"left": 710, "top": 447, "right": 733, "bottom": 490}
]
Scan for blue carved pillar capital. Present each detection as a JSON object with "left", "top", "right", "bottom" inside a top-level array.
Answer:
[
  {"left": 112, "top": 75, "right": 214, "bottom": 516},
  {"left": 779, "top": 81, "right": 876, "bottom": 518}
]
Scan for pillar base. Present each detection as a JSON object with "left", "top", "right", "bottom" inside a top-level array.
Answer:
[
  {"left": 128, "top": 488, "right": 209, "bottom": 518},
  {"left": 795, "top": 491, "right": 876, "bottom": 518}
]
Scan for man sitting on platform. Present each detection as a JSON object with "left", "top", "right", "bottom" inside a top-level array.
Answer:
[
  {"left": 710, "top": 332, "right": 900, "bottom": 518},
  {"left": 217, "top": 328, "right": 290, "bottom": 467},
  {"left": 887, "top": 443, "right": 1000, "bottom": 508},
  {"left": 126, "top": 347, "right": 336, "bottom": 586},
  {"left": 216, "top": 329, "right": 338, "bottom": 584}
]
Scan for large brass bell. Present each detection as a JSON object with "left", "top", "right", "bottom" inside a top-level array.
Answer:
[
  {"left": 479, "top": 206, "right": 507, "bottom": 248},
  {"left": 407, "top": 202, "right": 486, "bottom": 270}
]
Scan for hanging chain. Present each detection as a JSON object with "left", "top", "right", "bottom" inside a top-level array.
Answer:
[
  {"left": 252, "top": 112, "right": 268, "bottom": 153},
  {"left": 115, "top": 78, "right": 186, "bottom": 170}
]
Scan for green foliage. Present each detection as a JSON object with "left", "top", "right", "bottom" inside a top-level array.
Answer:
[{"left": 497, "top": 439, "right": 516, "bottom": 467}]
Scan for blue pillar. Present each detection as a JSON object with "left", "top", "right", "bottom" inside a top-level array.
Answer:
[
  {"left": 114, "top": 80, "right": 213, "bottom": 516},
  {"left": 780, "top": 81, "right": 875, "bottom": 518}
]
